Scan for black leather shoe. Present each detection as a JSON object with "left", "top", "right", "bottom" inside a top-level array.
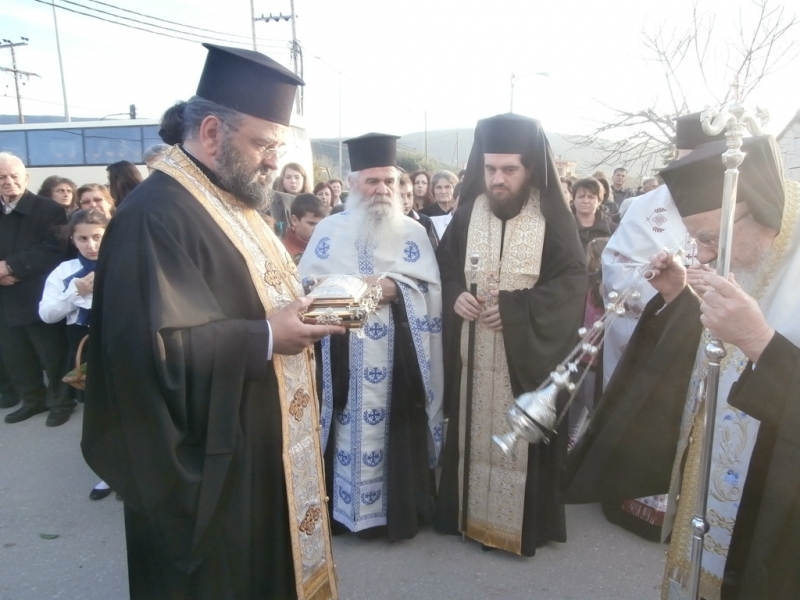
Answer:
[
  {"left": 46, "top": 408, "right": 73, "bottom": 427},
  {"left": 0, "top": 394, "right": 20, "bottom": 409},
  {"left": 89, "top": 486, "right": 113, "bottom": 501},
  {"left": 4, "top": 405, "right": 48, "bottom": 424}
]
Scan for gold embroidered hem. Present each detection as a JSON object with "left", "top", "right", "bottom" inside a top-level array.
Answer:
[
  {"left": 662, "top": 409, "right": 723, "bottom": 600},
  {"left": 154, "top": 147, "right": 337, "bottom": 600},
  {"left": 457, "top": 191, "right": 545, "bottom": 554}
]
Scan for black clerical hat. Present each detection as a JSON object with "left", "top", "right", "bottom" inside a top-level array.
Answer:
[
  {"left": 196, "top": 44, "right": 304, "bottom": 127},
  {"left": 661, "top": 135, "right": 785, "bottom": 231},
  {"left": 480, "top": 113, "right": 541, "bottom": 154},
  {"left": 675, "top": 112, "right": 726, "bottom": 150},
  {"left": 345, "top": 133, "right": 400, "bottom": 171}
]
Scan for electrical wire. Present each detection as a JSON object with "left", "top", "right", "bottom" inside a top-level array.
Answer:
[
  {"left": 81, "top": 0, "right": 272, "bottom": 41},
  {"left": 29, "top": 0, "right": 288, "bottom": 49},
  {"left": 56, "top": 0, "right": 264, "bottom": 46}
]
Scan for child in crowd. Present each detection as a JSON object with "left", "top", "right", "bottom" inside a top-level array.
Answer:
[{"left": 38, "top": 208, "right": 113, "bottom": 500}]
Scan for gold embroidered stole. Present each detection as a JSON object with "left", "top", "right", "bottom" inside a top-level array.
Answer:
[
  {"left": 155, "top": 147, "right": 337, "bottom": 600},
  {"left": 458, "top": 191, "right": 546, "bottom": 554}
]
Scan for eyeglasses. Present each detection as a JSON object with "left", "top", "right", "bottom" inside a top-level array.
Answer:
[
  {"left": 694, "top": 210, "right": 751, "bottom": 249},
  {"left": 233, "top": 129, "right": 287, "bottom": 160}
]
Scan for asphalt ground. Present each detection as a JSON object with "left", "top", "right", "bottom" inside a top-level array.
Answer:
[{"left": 0, "top": 404, "right": 665, "bottom": 600}]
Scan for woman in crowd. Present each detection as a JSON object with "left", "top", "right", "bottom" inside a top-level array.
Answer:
[
  {"left": 38, "top": 176, "right": 77, "bottom": 210},
  {"left": 75, "top": 184, "right": 116, "bottom": 219},
  {"left": 593, "top": 174, "right": 620, "bottom": 223},
  {"left": 410, "top": 169, "right": 433, "bottom": 211},
  {"left": 38, "top": 208, "right": 113, "bottom": 500},
  {"left": 276, "top": 162, "right": 311, "bottom": 195},
  {"left": 568, "top": 236, "right": 609, "bottom": 448},
  {"left": 107, "top": 161, "right": 142, "bottom": 206},
  {"left": 571, "top": 176, "right": 616, "bottom": 250},
  {"left": 313, "top": 181, "right": 334, "bottom": 212},
  {"left": 419, "top": 170, "right": 457, "bottom": 217}
]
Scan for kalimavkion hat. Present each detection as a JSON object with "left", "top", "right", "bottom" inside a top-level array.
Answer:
[
  {"left": 661, "top": 135, "right": 785, "bottom": 231},
  {"left": 196, "top": 44, "right": 304, "bottom": 127},
  {"left": 675, "top": 112, "right": 726, "bottom": 150},
  {"left": 480, "top": 113, "right": 541, "bottom": 154},
  {"left": 344, "top": 133, "right": 400, "bottom": 172}
]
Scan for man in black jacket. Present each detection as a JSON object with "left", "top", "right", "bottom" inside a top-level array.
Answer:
[{"left": 0, "top": 152, "right": 71, "bottom": 426}]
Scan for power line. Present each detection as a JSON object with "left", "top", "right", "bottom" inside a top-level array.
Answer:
[
  {"left": 55, "top": 0, "right": 265, "bottom": 46},
  {"left": 81, "top": 0, "right": 268, "bottom": 41},
  {"left": 30, "top": 0, "right": 288, "bottom": 48}
]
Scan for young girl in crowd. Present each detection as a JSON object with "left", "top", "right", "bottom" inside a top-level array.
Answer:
[
  {"left": 568, "top": 236, "right": 609, "bottom": 449},
  {"left": 38, "top": 208, "right": 113, "bottom": 500}
]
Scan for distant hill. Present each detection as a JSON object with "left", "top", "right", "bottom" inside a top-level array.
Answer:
[{"left": 312, "top": 128, "right": 647, "bottom": 181}]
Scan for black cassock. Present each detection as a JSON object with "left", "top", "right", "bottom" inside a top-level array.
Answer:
[
  {"left": 321, "top": 298, "right": 434, "bottom": 542},
  {"left": 82, "top": 170, "right": 296, "bottom": 600},
  {"left": 434, "top": 199, "right": 587, "bottom": 556}
]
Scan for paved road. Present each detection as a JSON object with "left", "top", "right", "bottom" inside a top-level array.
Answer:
[{"left": 0, "top": 404, "right": 666, "bottom": 600}]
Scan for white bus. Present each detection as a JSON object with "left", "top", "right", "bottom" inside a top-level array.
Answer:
[{"left": 0, "top": 117, "right": 313, "bottom": 193}]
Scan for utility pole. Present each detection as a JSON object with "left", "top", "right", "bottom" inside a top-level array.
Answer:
[
  {"left": 0, "top": 38, "right": 39, "bottom": 124},
  {"left": 249, "top": 0, "right": 257, "bottom": 50},
  {"left": 51, "top": 1, "right": 71, "bottom": 121},
  {"left": 254, "top": 1, "right": 303, "bottom": 115}
]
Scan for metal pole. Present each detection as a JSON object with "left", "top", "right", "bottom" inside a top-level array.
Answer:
[
  {"left": 8, "top": 44, "right": 23, "bottom": 124},
  {"left": 424, "top": 110, "right": 428, "bottom": 161},
  {"left": 679, "top": 102, "right": 767, "bottom": 600},
  {"left": 510, "top": 73, "right": 515, "bottom": 113},
  {"left": 337, "top": 71, "right": 342, "bottom": 177},
  {"left": 52, "top": 1, "right": 71, "bottom": 122},
  {"left": 461, "top": 254, "right": 480, "bottom": 538},
  {"left": 249, "top": 0, "right": 257, "bottom": 50}
]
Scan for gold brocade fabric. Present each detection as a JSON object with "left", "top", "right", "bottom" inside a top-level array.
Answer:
[
  {"left": 154, "top": 147, "right": 337, "bottom": 600},
  {"left": 457, "top": 191, "right": 545, "bottom": 554}
]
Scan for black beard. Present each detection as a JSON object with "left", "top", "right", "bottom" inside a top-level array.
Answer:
[
  {"left": 216, "top": 133, "right": 274, "bottom": 210},
  {"left": 487, "top": 183, "right": 530, "bottom": 221}
]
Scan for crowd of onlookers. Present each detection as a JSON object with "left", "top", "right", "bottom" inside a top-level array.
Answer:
[{"left": 1, "top": 122, "right": 660, "bottom": 502}]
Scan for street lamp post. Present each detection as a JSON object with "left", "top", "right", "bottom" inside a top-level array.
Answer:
[{"left": 510, "top": 71, "right": 549, "bottom": 113}]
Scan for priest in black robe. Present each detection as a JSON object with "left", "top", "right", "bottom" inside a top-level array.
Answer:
[
  {"left": 434, "top": 113, "right": 587, "bottom": 556},
  {"left": 82, "top": 45, "right": 340, "bottom": 600},
  {"left": 565, "top": 134, "right": 800, "bottom": 600}
]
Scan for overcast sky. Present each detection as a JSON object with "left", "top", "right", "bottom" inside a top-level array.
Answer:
[{"left": 3, "top": 0, "right": 799, "bottom": 139}]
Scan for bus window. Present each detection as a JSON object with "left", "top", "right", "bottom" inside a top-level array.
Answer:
[
  {"left": 28, "top": 129, "right": 83, "bottom": 166},
  {"left": 143, "top": 125, "right": 162, "bottom": 150},
  {"left": 0, "top": 131, "right": 27, "bottom": 164},
  {"left": 84, "top": 126, "right": 142, "bottom": 165}
]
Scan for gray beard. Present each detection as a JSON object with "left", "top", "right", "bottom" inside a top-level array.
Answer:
[
  {"left": 348, "top": 188, "right": 406, "bottom": 252},
  {"left": 216, "top": 132, "right": 275, "bottom": 210}
]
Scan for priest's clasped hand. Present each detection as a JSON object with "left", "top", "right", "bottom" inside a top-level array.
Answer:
[
  {"left": 699, "top": 273, "right": 774, "bottom": 363},
  {"left": 454, "top": 290, "right": 484, "bottom": 321},
  {"left": 364, "top": 275, "right": 398, "bottom": 305},
  {"left": 269, "top": 296, "right": 346, "bottom": 355},
  {"left": 480, "top": 291, "right": 502, "bottom": 331},
  {"left": 646, "top": 250, "right": 687, "bottom": 304}
]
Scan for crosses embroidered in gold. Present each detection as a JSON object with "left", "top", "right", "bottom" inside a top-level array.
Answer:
[
  {"left": 289, "top": 388, "right": 311, "bottom": 422},
  {"left": 264, "top": 260, "right": 282, "bottom": 287},
  {"left": 299, "top": 505, "right": 322, "bottom": 536}
]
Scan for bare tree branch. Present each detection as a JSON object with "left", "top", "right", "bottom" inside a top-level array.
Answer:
[{"left": 572, "top": 0, "right": 799, "bottom": 170}]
